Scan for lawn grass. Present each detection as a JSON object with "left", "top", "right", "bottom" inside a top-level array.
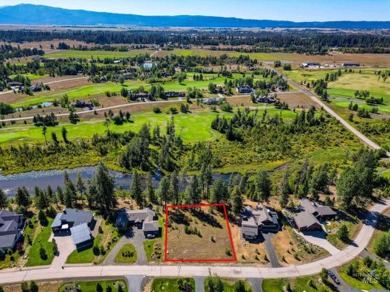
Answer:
[
  {"left": 262, "top": 276, "right": 332, "bottom": 292},
  {"left": 367, "top": 208, "right": 390, "bottom": 257},
  {"left": 59, "top": 279, "right": 127, "bottom": 292},
  {"left": 338, "top": 271, "right": 385, "bottom": 290},
  {"left": 151, "top": 278, "right": 195, "bottom": 292},
  {"left": 25, "top": 217, "right": 55, "bottom": 267},
  {"left": 204, "top": 278, "right": 253, "bottom": 292},
  {"left": 66, "top": 219, "right": 119, "bottom": 264},
  {"left": 115, "top": 243, "right": 137, "bottom": 263}
]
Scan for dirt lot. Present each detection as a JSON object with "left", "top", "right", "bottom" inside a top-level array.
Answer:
[
  {"left": 276, "top": 92, "right": 319, "bottom": 109},
  {"left": 230, "top": 223, "right": 268, "bottom": 264},
  {"left": 271, "top": 226, "right": 329, "bottom": 266},
  {"left": 166, "top": 206, "right": 235, "bottom": 261}
]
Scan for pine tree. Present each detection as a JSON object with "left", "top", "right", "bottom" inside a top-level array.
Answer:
[
  {"left": 145, "top": 174, "right": 155, "bottom": 203},
  {"left": 255, "top": 171, "right": 272, "bottom": 201},
  {"left": 35, "top": 187, "right": 49, "bottom": 210},
  {"left": 210, "top": 178, "right": 228, "bottom": 203},
  {"left": 76, "top": 172, "right": 86, "bottom": 195},
  {"left": 131, "top": 170, "right": 143, "bottom": 207},
  {"left": 90, "top": 162, "right": 116, "bottom": 213},
  {"left": 0, "top": 189, "right": 8, "bottom": 209},
  {"left": 158, "top": 176, "right": 170, "bottom": 206},
  {"left": 15, "top": 187, "right": 30, "bottom": 208},
  {"left": 231, "top": 187, "right": 243, "bottom": 215},
  {"left": 169, "top": 172, "right": 180, "bottom": 204},
  {"left": 186, "top": 176, "right": 201, "bottom": 204}
]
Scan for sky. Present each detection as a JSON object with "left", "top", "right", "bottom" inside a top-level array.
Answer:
[{"left": 1, "top": 0, "right": 389, "bottom": 22}]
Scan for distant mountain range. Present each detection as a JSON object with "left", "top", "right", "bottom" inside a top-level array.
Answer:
[{"left": 0, "top": 4, "right": 389, "bottom": 29}]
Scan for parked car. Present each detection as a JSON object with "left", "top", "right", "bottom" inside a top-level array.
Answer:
[
  {"left": 146, "top": 234, "right": 156, "bottom": 239},
  {"left": 327, "top": 270, "right": 340, "bottom": 285}
]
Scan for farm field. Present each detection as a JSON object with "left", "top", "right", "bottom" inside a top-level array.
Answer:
[
  {"left": 157, "top": 49, "right": 390, "bottom": 66},
  {"left": 166, "top": 206, "right": 235, "bottom": 261},
  {"left": 45, "top": 49, "right": 153, "bottom": 59}
]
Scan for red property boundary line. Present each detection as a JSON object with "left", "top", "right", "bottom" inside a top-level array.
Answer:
[{"left": 164, "top": 203, "right": 237, "bottom": 263}]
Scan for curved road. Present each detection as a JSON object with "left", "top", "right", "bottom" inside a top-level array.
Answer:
[{"left": 0, "top": 199, "right": 388, "bottom": 285}]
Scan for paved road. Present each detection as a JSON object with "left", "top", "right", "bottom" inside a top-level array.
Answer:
[
  {"left": 329, "top": 268, "right": 358, "bottom": 292},
  {"left": 125, "top": 275, "right": 148, "bottom": 292},
  {"left": 0, "top": 200, "right": 387, "bottom": 285}
]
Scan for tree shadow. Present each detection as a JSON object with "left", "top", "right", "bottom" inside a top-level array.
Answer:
[
  {"left": 170, "top": 209, "right": 190, "bottom": 226},
  {"left": 191, "top": 209, "right": 223, "bottom": 229}
]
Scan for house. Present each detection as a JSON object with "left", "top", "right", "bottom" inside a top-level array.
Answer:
[
  {"left": 203, "top": 98, "right": 219, "bottom": 105},
  {"left": 299, "top": 198, "right": 337, "bottom": 220},
  {"left": 293, "top": 199, "right": 336, "bottom": 232},
  {"left": 0, "top": 210, "right": 24, "bottom": 252},
  {"left": 51, "top": 209, "right": 95, "bottom": 250},
  {"left": 293, "top": 212, "right": 323, "bottom": 231},
  {"left": 237, "top": 86, "right": 253, "bottom": 94},
  {"left": 342, "top": 63, "right": 360, "bottom": 67},
  {"left": 70, "top": 223, "right": 94, "bottom": 250},
  {"left": 51, "top": 209, "right": 95, "bottom": 234},
  {"left": 30, "top": 85, "right": 42, "bottom": 92},
  {"left": 256, "top": 95, "right": 276, "bottom": 104},
  {"left": 116, "top": 208, "right": 159, "bottom": 238},
  {"left": 165, "top": 91, "right": 186, "bottom": 98},
  {"left": 241, "top": 205, "right": 279, "bottom": 241},
  {"left": 301, "top": 62, "right": 320, "bottom": 68},
  {"left": 142, "top": 62, "right": 156, "bottom": 70}
]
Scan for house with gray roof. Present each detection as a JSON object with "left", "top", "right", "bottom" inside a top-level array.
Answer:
[
  {"left": 70, "top": 223, "right": 93, "bottom": 250},
  {"left": 293, "top": 212, "right": 323, "bottom": 231},
  {"left": 51, "top": 209, "right": 95, "bottom": 250},
  {"left": 241, "top": 205, "right": 279, "bottom": 241},
  {"left": 299, "top": 198, "right": 337, "bottom": 219},
  {"left": 0, "top": 210, "right": 24, "bottom": 251},
  {"left": 293, "top": 199, "right": 336, "bottom": 232},
  {"left": 116, "top": 208, "right": 159, "bottom": 238}
]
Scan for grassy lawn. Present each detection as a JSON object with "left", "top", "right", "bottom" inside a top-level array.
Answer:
[
  {"left": 59, "top": 279, "right": 127, "bottom": 292},
  {"left": 46, "top": 49, "right": 151, "bottom": 59},
  {"left": 25, "top": 217, "right": 55, "bottom": 267},
  {"left": 151, "top": 278, "right": 195, "bottom": 292},
  {"left": 66, "top": 219, "right": 119, "bottom": 264},
  {"left": 262, "top": 276, "right": 332, "bottom": 292},
  {"left": 204, "top": 278, "right": 253, "bottom": 292},
  {"left": 367, "top": 208, "right": 390, "bottom": 257},
  {"left": 115, "top": 243, "right": 137, "bottom": 263}
]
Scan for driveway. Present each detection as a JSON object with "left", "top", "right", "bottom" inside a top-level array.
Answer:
[
  {"left": 298, "top": 230, "right": 340, "bottom": 255},
  {"left": 49, "top": 234, "right": 75, "bottom": 270},
  {"left": 103, "top": 227, "right": 147, "bottom": 265},
  {"left": 262, "top": 232, "right": 281, "bottom": 268}
]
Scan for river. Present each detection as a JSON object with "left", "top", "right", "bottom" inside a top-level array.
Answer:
[{"left": 0, "top": 166, "right": 231, "bottom": 196}]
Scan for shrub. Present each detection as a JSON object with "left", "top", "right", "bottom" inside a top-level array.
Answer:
[{"left": 153, "top": 106, "right": 162, "bottom": 114}]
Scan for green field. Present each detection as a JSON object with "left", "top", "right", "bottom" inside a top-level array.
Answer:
[
  {"left": 115, "top": 243, "right": 137, "bottom": 263},
  {"left": 328, "top": 71, "right": 390, "bottom": 101},
  {"left": 0, "top": 110, "right": 231, "bottom": 145},
  {"left": 46, "top": 49, "right": 152, "bottom": 59},
  {"left": 151, "top": 278, "right": 195, "bottom": 292},
  {"left": 59, "top": 280, "right": 127, "bottom": 292}
]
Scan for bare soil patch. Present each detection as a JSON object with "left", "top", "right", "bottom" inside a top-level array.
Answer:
[
  {"left": 277, "top": 92, "right": 319, "bottom": 109},
  {"left": 166, "top": 205, "right": 235, "bottom": 262}
]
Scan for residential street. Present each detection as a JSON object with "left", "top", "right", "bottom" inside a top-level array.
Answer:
[{"left": 0, "top": 200, "right": 387, "bottom": 285}]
